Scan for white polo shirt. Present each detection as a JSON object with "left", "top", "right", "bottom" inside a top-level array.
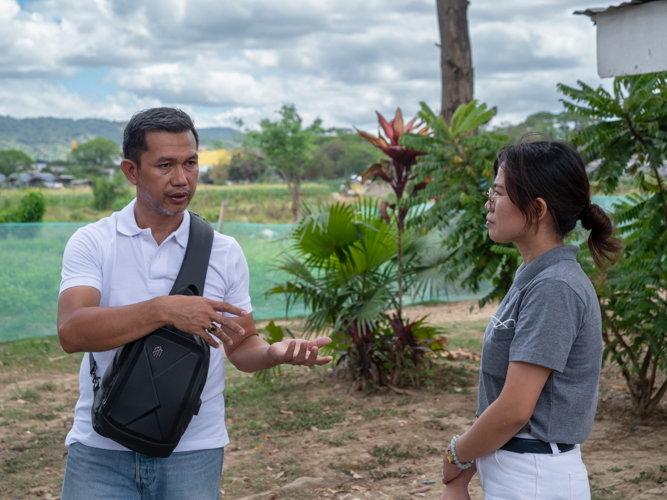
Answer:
[{"left": 59, "top": 199, "right": 252, "bottom": 452}]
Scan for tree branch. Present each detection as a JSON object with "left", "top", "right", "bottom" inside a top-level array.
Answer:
[
  {"left": 600, "top": 321, "right": 632, "bottom": 386},
  {"left": 600, "top": 300, "right": 636, "bottom": 365}
]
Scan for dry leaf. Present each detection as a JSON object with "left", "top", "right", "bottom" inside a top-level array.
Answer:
[
  {"left": 48, "top": 355, "right": 67, "bottom": 362},
  {"left": 408, "top": 486, "right": 432, "bottom": 494},
  {"left": 276, "top": 471, "right": 285, "bottom": 478},
  {"left": 351, "top": 470, "right": 362, "bottom": 479},
  {"left": 434, "top": 334, "right": 449, "bottom": 345},
  {"left": 387, "top": 384, "right": 419, "bottom": 397},
  {"left": 352, "top": 486, "right": 366, "bottom": 491},
  {"left": 280, "top": 409, "right": 294, "bottom": 415},
  {"left": 444, "top": 348, "right": 481, "bottom": 361}
]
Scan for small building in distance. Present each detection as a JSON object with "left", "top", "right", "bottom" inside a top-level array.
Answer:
[{"left": 575, "top": 0, "right": 667, "bottom": 77}]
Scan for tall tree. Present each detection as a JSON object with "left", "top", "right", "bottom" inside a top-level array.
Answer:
[
  {"left": 247, "top": 105, "right": 322, "bottom": 221},
  {"left": 68, "top": 137, "right": 121, "bottom": 178},
  {"left": 0, "top": 149, "right": 34, "bottom": 176},
  {"left": 437, "top": 0, "right": 474, "bottom": 123}
]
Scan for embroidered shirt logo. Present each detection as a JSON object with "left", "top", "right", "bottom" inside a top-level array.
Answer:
[
  {"left": 152, "top": 346, "right": 164, "bottom": 359},
  {"left": 490, "top": 316, "right": 516, "bottom": 329}
]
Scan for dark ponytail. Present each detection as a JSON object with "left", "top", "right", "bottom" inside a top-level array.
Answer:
[
  {"left": 580, "top": 203, "right": 623, "bottom": 271},
  {"left": 495, "top": 139, "right": 623, "bottom": 271}
]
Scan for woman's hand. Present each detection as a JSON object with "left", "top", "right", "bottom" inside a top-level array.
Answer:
[{"left": 439, "top": 462, "right": 477, "bottom": 500}]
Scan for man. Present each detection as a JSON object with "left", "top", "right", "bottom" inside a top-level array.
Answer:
[{"left": 57, "top": 107, "right": 332, "bottom": 500}]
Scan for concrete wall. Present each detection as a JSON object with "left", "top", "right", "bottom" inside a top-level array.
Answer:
[{"left": 595, "top": 1, "right": 667, "bottom": 77}]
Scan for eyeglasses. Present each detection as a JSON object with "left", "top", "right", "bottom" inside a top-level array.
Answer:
[{"left": 487, "top": 187, "right": 506, "bottom": 207}]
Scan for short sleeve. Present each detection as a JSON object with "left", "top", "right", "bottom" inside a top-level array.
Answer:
[
  {"left": 221, "top": 240, "right": 252, "bottom": 315},
  {"left": 509, "top": 279, "right": 586, "bottom": 373},
  {"left": 59, "top": 227, "right": 104, "bottom": 294}
]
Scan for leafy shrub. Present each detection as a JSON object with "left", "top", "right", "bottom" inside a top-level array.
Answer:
[
  {"left": 560, "top": 73, "right": 667, "bottom": 416},
  {"left": 0, "top": 191, "right": 46, "bottom": 222},
  {"left": 92, "top": 172, "right": 128, "bottom": 210},
  {"left": 401, "top": 101, "right": 516, "bottom": 306}
]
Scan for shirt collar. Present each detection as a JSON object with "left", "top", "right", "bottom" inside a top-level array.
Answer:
[
  {"left": 116, "top": 198, "right": 190, "bottom": 248},
  {"left": 513, "top": 245, "right": 580, "bottom": 290}
]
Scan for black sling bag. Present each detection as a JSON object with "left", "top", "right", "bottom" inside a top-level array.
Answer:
[{"left": 89, "top": 212, "right": 214, "bottom": 458}]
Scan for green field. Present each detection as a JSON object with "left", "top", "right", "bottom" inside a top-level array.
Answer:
[
  {"left": 0, "top": 222, "right": 307, "bottom": 343},
  {"left": 0, "top": 182, "right": 339, "bottom": 224}
]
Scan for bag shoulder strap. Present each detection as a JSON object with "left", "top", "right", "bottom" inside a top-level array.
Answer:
[
  {"left": 89, "top": 212, "right": 214, "bottom": 382},
  {"left": 169, "top": 212, "right": 215, "bottom": 297}
]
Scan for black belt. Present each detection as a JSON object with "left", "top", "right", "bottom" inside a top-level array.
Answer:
[{"left": 500, "top": 437, "right": 575, "bottom": 454}]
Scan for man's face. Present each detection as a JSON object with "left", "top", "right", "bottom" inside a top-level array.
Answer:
[{"left": 133, "top": 130, "right": 199, "bottom": 216}]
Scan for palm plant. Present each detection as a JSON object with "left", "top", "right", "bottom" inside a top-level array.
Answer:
[
  {"left": 559, "top": 73, "right": 667, "bottom": 416},
  {"left": 267, "top": 200, "right": 445, "bottom": 387}
]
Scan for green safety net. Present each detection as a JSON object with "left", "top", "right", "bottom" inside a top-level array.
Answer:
[{"left": 0, "top": 195, "right": 623, "bottom": 343}]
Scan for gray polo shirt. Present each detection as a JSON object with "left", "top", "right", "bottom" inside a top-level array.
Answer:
[{"left": 477, "top": 245, "right": 602, "bottom": 444}]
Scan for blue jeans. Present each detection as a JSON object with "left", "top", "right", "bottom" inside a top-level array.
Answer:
[{"left": 61, "top": 443, "right": 224, "bottom": 500}]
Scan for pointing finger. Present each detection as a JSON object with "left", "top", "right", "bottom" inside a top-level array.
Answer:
[
  {"left": 311, "top": 337, "right": 332, "bottom": 348},
  {"left": 213, "top": 301, "right": 248, "bottom": 318}
]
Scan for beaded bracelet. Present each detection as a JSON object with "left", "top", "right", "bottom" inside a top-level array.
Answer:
[{"left": 450, "top": 435, "right": 474, "bottom": 470}]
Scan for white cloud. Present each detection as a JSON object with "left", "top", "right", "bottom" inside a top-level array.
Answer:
[{"left": 0, "top": 0, "right": 607, "bottom": 129}]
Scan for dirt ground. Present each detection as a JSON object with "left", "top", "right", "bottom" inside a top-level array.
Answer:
[{"left": 1, "top": 301, "right": 666, "bottom": 500}]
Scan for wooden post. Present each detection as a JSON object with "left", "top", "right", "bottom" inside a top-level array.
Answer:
[{"left": 217, "top": 199, "right": 228, "bottom": 233}]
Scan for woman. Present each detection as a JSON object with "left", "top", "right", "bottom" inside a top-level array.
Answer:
[{"left": 439, "top": 140, "right": 622, "bottom": 500}]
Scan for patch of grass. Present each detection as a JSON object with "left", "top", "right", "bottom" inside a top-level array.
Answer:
[
  {"left": 9, "top": 387, "right": 41, "bottom": 403},
  {"left": 271, "top": 400, "right": 345, "bottom": 432},
  {"left": 629, "top": 470, "right": 667, "bottom": 484},
  {"left": 370, "top": 445, "right": 421, "bottom": 465},
  {"left": 316, "top": 430, "right": 359, "bottom": 446},
  {"left": 396, "top": 395, "right": 410, "bottom": 407},
  {"left": 370, "top": 466, "right": 415, "bottom": 479},
  {"left": 591, "top": 486, "right": 625, "bottom": 500},
  {"left": 341, "top": 431, "right": 358, "bottom": 441},
  {"left": 362, "top": 408, "right": 408, "bottom": 420},
  {"left": 443, "top": 320, "right": 488, "bottom": 352},
  {"left": 0, "top": 337, "right": 83, "bottom": 372},
  {"left": 435, "top": 364, "right": 474, "bottom": 390},
  {"left": 30, "top": 412, "right": 59, "bottom": 421}
]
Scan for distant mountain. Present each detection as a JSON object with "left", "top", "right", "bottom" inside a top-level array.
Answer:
[{"left": 0, "top": 116, "right": 242, "bottom": 162}]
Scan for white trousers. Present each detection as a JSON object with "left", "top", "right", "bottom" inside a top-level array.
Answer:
[{"left": 476, "top": 445, "right": 590, "bottom": 500}]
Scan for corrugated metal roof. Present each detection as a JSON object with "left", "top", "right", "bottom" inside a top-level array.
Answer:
[{"left": 575, "top": 0, "right": 662, "bottom": 17}]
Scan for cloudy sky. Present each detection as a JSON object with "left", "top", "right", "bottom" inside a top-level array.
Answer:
[{"left": 0, "top": 0, "right": 606, "bottom": 130}]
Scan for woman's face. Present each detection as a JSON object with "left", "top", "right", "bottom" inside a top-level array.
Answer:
[{"left": 485, "top": 166, "right": 528, "bottom": 244}]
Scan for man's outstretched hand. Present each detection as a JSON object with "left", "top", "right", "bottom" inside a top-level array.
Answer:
[{"left": 267, "top": 337, "right": 333, "bottom": 367}]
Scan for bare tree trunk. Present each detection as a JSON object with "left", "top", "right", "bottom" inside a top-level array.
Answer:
[
  {"left": 287, "top": 176, "right": 302, "bottom": 222},
  {"left": 437, "top": 0, "right": 474, "bottom": 124}
]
